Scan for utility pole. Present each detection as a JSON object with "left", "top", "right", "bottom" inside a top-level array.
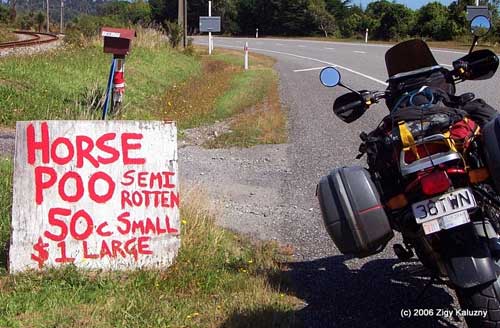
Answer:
[
  {"left": 184, "top": 0, "right": 187, "bottom": 48},
  {"left": 60, "top": 0, "right": 63, "bottom": 34},
  {"left": 178, "top": 0, "right": 187, "bottom": 48},
  {"left": 46, "top": 0, "right": 49, "bottom": 32}
]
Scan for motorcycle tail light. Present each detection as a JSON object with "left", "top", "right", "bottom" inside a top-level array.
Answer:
[{"left": 421, "top": 170, "right": 450, "bottom": 196}]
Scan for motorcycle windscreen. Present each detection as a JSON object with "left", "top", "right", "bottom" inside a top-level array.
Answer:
[{"left": 385, "top": 39, "right": 439, "bottom": 78}]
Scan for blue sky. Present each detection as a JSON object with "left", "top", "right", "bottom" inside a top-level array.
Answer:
[{"left": 357, "top": 0, "right": 454, "bottom": 9}]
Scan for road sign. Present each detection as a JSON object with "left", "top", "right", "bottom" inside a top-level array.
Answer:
[
  {"left": 466, "top": 6, "right": 490, "bottom": 21},
  {"left": 200, "top": 16, "right": 221, "bottom": 33}
]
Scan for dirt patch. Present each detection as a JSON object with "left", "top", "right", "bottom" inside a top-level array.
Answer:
[{"left": 180, "top": 120, "right": 233, "bottom": 147}]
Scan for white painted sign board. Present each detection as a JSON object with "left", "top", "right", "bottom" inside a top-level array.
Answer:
[{"left": 9, "top": 121, "right": 180, "bottom": 273}]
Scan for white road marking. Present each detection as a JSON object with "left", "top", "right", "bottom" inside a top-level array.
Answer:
[
  {"left": 276, "top": 43, "right": 284, "bottom": 46},
  {"left": 298, "top": 45, "right": 307, "bottom": 48},
  {"left": 325, "top": 47, "right": 335, "bottom": 50},
  {"left": 210, "top": 37, "right": 468, "bottom": 54},
  {"left": 293, "top": 66, "right": 325, "bottom": 73},
  {"left": 354, "top": 51, "right": 366, "bottom": 54},
  {"left": 199, "top": 42, "right": 388, "bottom": 86}
]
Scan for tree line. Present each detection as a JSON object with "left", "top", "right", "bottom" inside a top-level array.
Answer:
[{"left": 2, "top": 0, "right": 500, "bottom": 42}]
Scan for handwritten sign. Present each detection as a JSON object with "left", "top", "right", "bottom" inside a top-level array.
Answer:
[{"left": 9, "top": 121, "right": 180, "bottom": 273}]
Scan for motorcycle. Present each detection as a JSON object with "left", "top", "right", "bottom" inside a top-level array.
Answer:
[{"left": 317, "top": 15, "right": 500, "bottom": 328}]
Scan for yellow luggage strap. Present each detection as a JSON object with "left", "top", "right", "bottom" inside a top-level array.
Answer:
[
  {"left": 398, "top": 121, "right": 420, "bottom": 160},
  {"left": 443, "top": 131, "right": 458, "bottom": 153}
]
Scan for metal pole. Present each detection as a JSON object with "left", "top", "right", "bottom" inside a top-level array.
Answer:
[
  {"left": 244, "top": 42, "right": 248, "bottom": 70},
  {"left": 46, "top": 0, "right": 49, "bottom": 32},
  {"left": 183, "top": 0, "right": 187, "bottom": 48},
  {"left": 178, "top": 0, "right": 184, "bottom": 47},
  {"left": 475, "top": 0, "right": 479, "bottom": 6},
  {"left": 208, "top": 1, "right": 212, "bottom": 55},
  {"left": 365, "top": 28, "right": 368, "bottom": 43},
  {"left": 60, "top": 0, "right": 63, "bottom": 33}
]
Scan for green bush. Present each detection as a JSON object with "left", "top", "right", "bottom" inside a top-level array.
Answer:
[{"left": 164, "top": 20, "right": 182, "bottom": 48}]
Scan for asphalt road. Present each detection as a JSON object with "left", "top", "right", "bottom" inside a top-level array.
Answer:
[{"left": 194, "top": 37, "right": 500, "bottom": 328}]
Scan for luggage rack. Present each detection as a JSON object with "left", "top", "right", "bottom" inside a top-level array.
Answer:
[{"left": 399, "top": 134, "right": 463, "bottom": 176}]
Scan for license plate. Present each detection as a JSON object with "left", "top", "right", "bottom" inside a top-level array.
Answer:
[
  {"left": 422, "top": 211, "right": 470, "bottom": 235},
  {"left": 412, "top": 188, "right": 476, "bottom": 224}
]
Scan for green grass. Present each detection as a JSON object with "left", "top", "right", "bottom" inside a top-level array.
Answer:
[
  {"left": 0, "top": 41, "right": 200, "bottom": 126},
  {"left": 0, "top": 158, "right": 12, "bottom": 271},
  {"left": 213, "top": 68, "right": 274, "bottom": 120},
  {"left": 0, "top": 161, "right": 298, "bottom": 327}
]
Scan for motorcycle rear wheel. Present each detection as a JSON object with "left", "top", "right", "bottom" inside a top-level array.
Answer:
[{"left": 457, "top": 277, "right": 500, "bottom": 328}]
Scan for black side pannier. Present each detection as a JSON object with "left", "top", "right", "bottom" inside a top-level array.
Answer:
[
  {"left": 317, "top": 166, "right": 394, "bottom": 258},
  {"left": 483, "top": 115, "right": 500, "bottom": 192}
]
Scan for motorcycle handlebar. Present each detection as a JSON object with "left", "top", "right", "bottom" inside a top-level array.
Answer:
[{"left": 336, "top": 99, "right": 365, "bottom": 115}]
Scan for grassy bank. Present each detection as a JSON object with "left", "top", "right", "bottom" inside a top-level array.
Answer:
[
  {"left": 0, "top": 159, "right": 298, "bottom": 327},
  {"left": 0, "top": 30, "right": 287, "bottom": 147},
  {"left": 0, "top": 29, "right": 201, "bottom": 126},
  {"left": 0, "top": 28, "right": 15, "bottom": 43},
  {"left": 166, "top": 48, "right": 287, "bottom": 147}
]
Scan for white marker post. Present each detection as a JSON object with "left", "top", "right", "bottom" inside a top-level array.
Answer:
[
  {"left": 365, "top": 29, "right": 369, "bottom": 43},
  {"left": 208, "top": 1, "right": 212, "bottom": 55},
  {"left": 244, "top": 42, "right": 249, "bottom": 70},
  {"left": 256, "top": 28, "right": 259, "bottom": 38}
]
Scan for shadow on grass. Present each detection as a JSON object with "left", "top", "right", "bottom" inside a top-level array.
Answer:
[
  {"left": 221, "top": 306, "right": 297, "bottom": 328},
  {"left": 222, "top": 255, "right": 462, "bottom": 328}
]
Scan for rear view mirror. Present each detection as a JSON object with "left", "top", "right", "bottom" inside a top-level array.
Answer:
[
  {"left": 333, "top": 92, "right": 367, "bottom": 123},
  {"left": 320, "top": 67, "right": 341, "bottom": 87},
  {"left": 453, "top": 49, "right": 499, "bottom": 80},
  {"left": 471, "top": 15, "right": 491, "bottom": 37}
]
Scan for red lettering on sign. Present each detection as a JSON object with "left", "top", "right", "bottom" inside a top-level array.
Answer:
[
  {"left": 171, "top": 191, "right": 180, "bottom": 208},
  {"left": 96, "top": 222, "right": 112, "bottom": 237},
  {"left": 121, "top": 133, "right": 145, "bottom": 165},
  {"left": 161, "top": 172, "right": 176, "bottom": 189},
  {"left": 35, "top": 166, "right": 57, "bottom": 205},
  {"left": 76, "top": 135, "right": 99, "bottom": 168},
  {"left": 58, "top": 171, "right": 84, "bottom": 203},
  {"left": 131, "top": 220, "right": 145, "bottom": 235},
  {"left": 96, "top": 133, "right": 119, "bottom": 164},
  {"left": 165, "top": 215, "right": 179, "bottom": 234},
  {"left": 117, "top": 212, "right": 131, "bottom": 235},
  {"left": 121, "top": 190, "right": 132, "bottom": 209},
  {"left": 138, "top": 236, "right": 153, "bottom": 256},
  {"left": 138, "top": 171, "right": 148, "bottom": 187},
  {"left": 55, "top": 241, "right": 75, "bottom": 263},
  {"left": 50, "top": 137, "right": 74, "bottom": 165},
  {"left": 111, "top": 240, "right": 126, "bottom": 258},
  {"left": 88, "top": 172, "right": 115, "bottom": 203},
  {"left": 44, "top": 207, "right": 71, "bottom": 241},
  {"left": 27, "top": 122, "right": 50, "bottom": 165},
  {"left": 31, "top": 237, "right": 49, "bottom": 268},
  {"left": 121, "top": 170, "right": 135, "bottom": 186},
  {"left": 100, "top": 240, "right": 113, "bottom": 258},
  {"left": 120, "top": 190, "right": 179, "bottom": 209},
  {"left": 70, "top": 209, "right": 94, "bottom": 240},
  {"left": 155, "top": 217, "right": 167, "bottom": 234},
  {"left": 124, "top": 238, "right": 139, "bottom": 260},
  {"left": 83, "top": 241, "right": 99, "bottom": 259}
]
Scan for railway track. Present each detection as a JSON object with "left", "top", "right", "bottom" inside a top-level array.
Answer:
[{"left": 0, "top": 31, "right": 58, "bottom": 49}]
